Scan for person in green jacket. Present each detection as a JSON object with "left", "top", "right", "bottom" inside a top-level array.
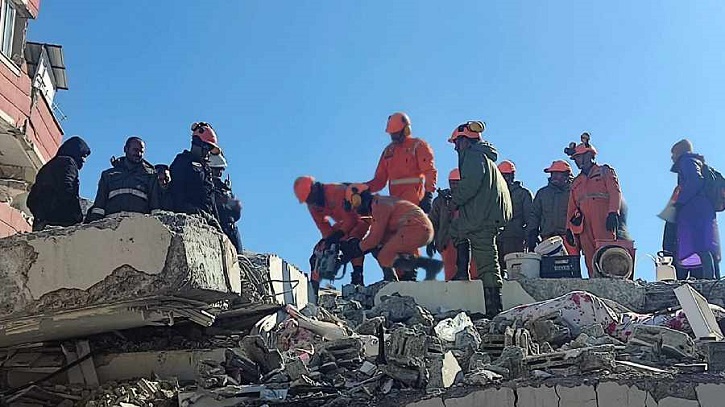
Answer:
[
  {"left": 527, "top": 160, "right": 575, "bottom": 253},
  {"left": 496, "top": 160, "right": 533, "bottom": 269},
  {"left": 447, "top": 121, "right": 512, "bottom": 316}
]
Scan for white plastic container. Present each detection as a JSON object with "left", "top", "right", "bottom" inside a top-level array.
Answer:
[
  {"left": 656, "top": 254, "right": 676, "bottom": 281},
  {"left": 534, "top": 236, "right": 566, "bottom": 257},
  {"left": 504, "top": 252, "right": 542, "bottom": 279}
]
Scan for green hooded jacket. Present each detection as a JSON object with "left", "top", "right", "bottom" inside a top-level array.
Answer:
[{"left": 452, "top": 140, "right": 512, "bottom": 235}]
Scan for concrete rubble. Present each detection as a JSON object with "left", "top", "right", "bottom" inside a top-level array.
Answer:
[{"left": 2, "top": 219, "right": 725, "bottom": 406}]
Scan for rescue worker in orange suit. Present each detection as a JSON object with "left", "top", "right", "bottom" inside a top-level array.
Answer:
[
  {"left": 496, "top": 160, "right": 533, "bottom": 270},
  {"left": 366, "top": 112, "right": 437, "bottom": 212},
  {"left": 427, "top": 168, "right": 478, "bottom": 280},
  {"left": 565, "top": 133, "right": 624, "bottom": 278},
  {"left": 527, "top": 160, "right": 577, "bottom": 254},
  {"left": 339, "top": 184, "right": 443, "bottom": 281},
  {"left": 294, "top": 176, "right": 370, "bottom": 293}
]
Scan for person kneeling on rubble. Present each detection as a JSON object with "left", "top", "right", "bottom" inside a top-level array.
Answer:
[
  {"left": 27, "top": 136, "right": 91, "bottom": 231},
  {"left": 294, "top": 176, "right": 370, "bottom": 292},
  {"left": 169, "top": 122, "right": 222, "bottom": 229},
  {"left": 209, "top": 152, "right": 243, "bottom": 253},
  {"left": 86, "top": 137, "right": 159, "bottom": 222},
  {"left": 339, "top": 183, "right": 442, "bottom": 282}
]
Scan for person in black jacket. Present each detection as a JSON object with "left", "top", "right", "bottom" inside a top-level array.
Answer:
[
  {"left": 154, "top": 164, "right": 173, "bottom": 211},
  {"left": 27, "top": 136, "right": 91, "bottom": 231},
  {"left": 86, "top": 137, "right": 158, "bottom": 222},
  {"left": 209, "top": 152, "right": 242, "bottom": 252},
  {"left": 169, "top": 122, "right": 220, "bottom": 228}
]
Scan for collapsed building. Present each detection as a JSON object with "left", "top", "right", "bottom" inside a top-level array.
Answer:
[{"left": 0, "top": 213, "right": 725, "bottom": 407}]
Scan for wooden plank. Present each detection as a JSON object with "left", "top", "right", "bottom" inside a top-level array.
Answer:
[{"left": 75, "top": 340, "right": 99, "bottom": 386}]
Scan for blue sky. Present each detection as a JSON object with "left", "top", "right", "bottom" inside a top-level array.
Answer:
[{"left": 29, "top": 1, "right": 725, "bottom": 283}]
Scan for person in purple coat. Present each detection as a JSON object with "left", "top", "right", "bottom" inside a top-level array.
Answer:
[{"left": 670, "top": 139, "right": 721, "bottom": 279}]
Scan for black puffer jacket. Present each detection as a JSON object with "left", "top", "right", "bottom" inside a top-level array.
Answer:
[
  {"left": 213, "top": 177, "right": 242, "bottom": 252},
  {"left": 86, "top": 157, "right": 158, "bottom": 222},
  {"left": 169, "top": 150, "right": 218, "bottom": 220},
  {"left": 28, "top": 137, "right": 91, "bottom": 230}
]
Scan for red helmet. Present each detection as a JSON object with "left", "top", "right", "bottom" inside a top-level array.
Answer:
[
  {"left": 448, "top": 121, "right": 485, "bottom": 143},
  {"left": 448, "top": 168, "right": 461, "bottom": 181},
  {"left": 294, "top": 176, "right": 315, "bottom": 203},
  {"left": 544, "top": 160, "right": 572, "bottom": 173},
  {"left": 497, "top": 160, "right": 516, "bottom": 174},
  {"left": 191, "top": 122, "right": 220, "bottom": 153},
  {"left": 386, "top": 112, "right": 411, "bottom": 135}
]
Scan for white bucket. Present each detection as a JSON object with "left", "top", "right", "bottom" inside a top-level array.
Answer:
[
  {"left": 504, "top": 252, "right": 542, "bottom": 279},
  {"left": 535, "top": 236, "right": 566, "bottom": 257}
]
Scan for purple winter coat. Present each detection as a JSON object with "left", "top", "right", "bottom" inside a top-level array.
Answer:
[{"left": 673, "top": 153, "right": 720, "bottom": 262}]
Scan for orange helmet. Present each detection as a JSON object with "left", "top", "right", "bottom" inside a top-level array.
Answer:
[
  {"left": 565, "top": 132, "right": 597, "bottom": 157},
  {"left": 191, "top": 122, "right": 220, "bottom": 154},
  {"left": 544, "top": 160, "right": 572, "bottom": 173},
  {"left": 345, "top": 183, "right": 370, "bottom": 209},
  {"left": 497, "top": 160, "right": 516, "bottom": 174},
  {"left": 448, "top": 121, "right": 485, "bottom": 143},
  {"left": 386, "top": 112, "right": 411, "bottom": 135},
  {"left": 294, "top": 176, "right": 315, "bottom": 203},
  {"left": 448, "top": 168, "right": 461, "bottom": 181}
]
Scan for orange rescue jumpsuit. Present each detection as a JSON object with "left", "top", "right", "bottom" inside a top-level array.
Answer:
[
  {"left": 567, "top": 164, "right": 622, "bottom": 277},
  {"left": 309, "top": 184, "right": 370, "bottom": 281},
  {"left": 366, "top": 136, "right": 437, "bottom": 205},
  {"left": 360, "top": 196, "right": 434, "bottom": 278}
]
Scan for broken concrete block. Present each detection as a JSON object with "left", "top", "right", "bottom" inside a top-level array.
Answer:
[
  {"left": 239, "top": 335, "right": 282, "bottom": 374},
  {"left": 696, "top": 383, "right": 725, "bottom": 407},
  {"left": 463, "top": 369, "right": 502, "bottom": 386},
  {"left": 370, "top": 294, "right": 419, "bottom": 323},
  {"left": 467, "top": 352, "right": 492, "bottom": 372},
  {"left": 492, "top": 346, "right": 525, "bottom": 379},
  {"left": 387, "top": 328, "right": 429, "bottom": 363},
  {"left": 359, "top": 361, "right": 377, "bottom": 376},
  {"left": 381, "top": 360, "right": 427, "bottom": 388},
  {"left": 355, "top": 316, "right": 385, "bottom": 336},
  {"left": 516, "top": 385, "right": 558, "bottom": 407},
  {"left": 341, "top": 300, "right": 364, "bottom": 327},
  {"left": 284, "top": 358, "right": 309, "bottom": 381},
  {"left": 426, "top": 351, "right": 461, "bottom": 389},
  {"left": 0, "top": 213, "right": 241, "bottom": 318},
  {"left": 434, "top": 312, "right": 473, "bottom": 342},
  {"left": 455, "top": 325, "right": 482, "bottom": 351},
  {"left": 699, "top": 340, "right": 725, "bottom": 371},
  {"left": 445, "top": 388, "right": 516, "bottom": 407},
  {"left": 0, "top": 213, "right": 243, "bottom": 346},
  {"left": 375, "top": 280, "right": 486, "bottom": 315},
  {"left": 675, "top": 284, "right": 724, "bottom": 341},
  {"left": 628, "top": 325, "right": 696, "bottom": 360},
  {"left": 555, "top": 384, "right": 597, "bottom": 407}
]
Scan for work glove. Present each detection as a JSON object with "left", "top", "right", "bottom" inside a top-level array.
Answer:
[
  {"left": 565, "top": 229, "right": 577, "bottom": 247},
  {"left": 339, "top": 238, "right": 363, "bottom": 263},
  {"left": 419, "top": 192, "right": 434, "bottom": 214},
  {"left": 426, "top": 242, "right": 436, "bottom": 258},
  {"left": 324, "top": 230, "right": 345, "bottom": 246},
  {"left": 605, "top": 212, "right": 619, "bottom": 232}
]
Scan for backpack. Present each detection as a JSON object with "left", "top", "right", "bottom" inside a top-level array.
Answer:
[{"left": 702, "top": 164, "right": 725, "bottom": 212}]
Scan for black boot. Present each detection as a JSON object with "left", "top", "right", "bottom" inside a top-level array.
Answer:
[
  {"left": 393, "top": 256, "right": 418, "bottom": 281},
  {"left": 415, "top": 257, "right": 444, "bottom": 280},
  {"left": 311, "top": 279, "right": 321, "bottom": 301},
  {"left": 381, "top": 267, "right": 398, "bottom": 282},
  {"left": 483, "top": 287, "right": 502, "bottom": 318},
  {"left": 452, "top": 239, "right": 472, "bottom": 281},
  {"left": 351, "top": 266, "right": 364, "bottom": 286}
]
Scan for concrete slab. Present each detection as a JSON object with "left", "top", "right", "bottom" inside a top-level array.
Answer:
[
  {"left": 516, "top": 385, "right": 558, "bottom": 407},
  {"left": 696, "top": 383, "right": 725, "bottom": 407},
  {"left": 256, "top": 253, "right": 308, "bottom": 309},
  {"left": 374, "top": 281, "right": 486, "bottom": 315},
  {"left": 556, "top": 384, "right": 597, "bottom": 407},
  {"left": 596, "top": 382, "right": 647, "bottom": 407},
  {"left": 0, "top": 213, "right": 241, "bottom": 320},
  {"left": 657, "top": 397, "right": 699, "bottom": 407},
  {"left": 502, "top": 280, "right": 537, "bottom": 310},
  {"left": 444, "top": 388, "right": 516, "bottom": 407},
  {"left": 406, "top": 398, "right": 445, "bottom": 407},
  {"left": 674, "top": 284, "right": 724, "bottom": 340},
  {"left": 94, "top": 348, "right": 231, "bottom": 383}
]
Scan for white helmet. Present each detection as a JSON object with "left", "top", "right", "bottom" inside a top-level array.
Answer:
[{"left": 208, "top": 152, "right": 227, "bottom": 169}]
